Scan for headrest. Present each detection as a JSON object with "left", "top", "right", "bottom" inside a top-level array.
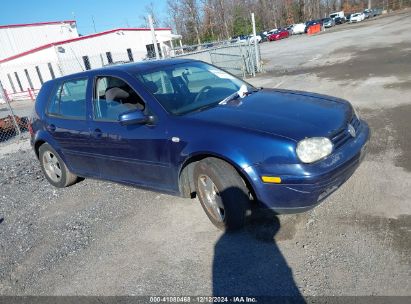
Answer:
[{"left": 105, "top": 87, "right": 129, "bottom": 100}]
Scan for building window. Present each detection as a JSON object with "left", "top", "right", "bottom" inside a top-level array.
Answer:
[
  {"left": 106, "top": 52, "right": 113, "bottom": 64},
  {"left": 24, "top": 69, "right": 34, "bottom": 89},
  {"left": 7, "top": 74, "right": 16, "bottom": 93},
  {"left": 146, "top": 43, "right": 162, "bottom": 59},
  {"left": 36, "top": 66, "right": 44, "bottom": 85},
  {"left": 14, "top": 72, "right": 23, "bottom": 92},
  {"left": 127, "top": 48, "right": 134, "bottom": 62},
  {"left": 48, "top": 63, "right": 56, "bottom": 79},
  {"left": 82, "top": 56, "right": 91, "bottom": 70}
]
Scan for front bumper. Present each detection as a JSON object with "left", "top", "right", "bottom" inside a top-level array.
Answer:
[{"left": 246, "top": 120, "right": 370, "bottom": 213}]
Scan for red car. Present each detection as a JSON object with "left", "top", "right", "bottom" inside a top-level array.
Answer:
[{"left": 268, "top": 29, "right": 289, "bottom": 41}]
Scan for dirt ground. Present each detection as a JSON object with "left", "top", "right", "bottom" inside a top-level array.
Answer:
[{"left": 0, "top": 10, "right": 410, "bottom": 298}]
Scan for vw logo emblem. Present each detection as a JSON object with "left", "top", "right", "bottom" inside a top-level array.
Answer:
[{"left": 347, "top": 124, "right": 356, "bottom": 137}]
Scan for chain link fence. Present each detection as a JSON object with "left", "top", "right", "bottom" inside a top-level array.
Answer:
[
  {"left": 172, "top": 41, "right": 262, "bottom": 78},
  {"left": 0, "top": 82, "right": 31, "bottom": 146}
]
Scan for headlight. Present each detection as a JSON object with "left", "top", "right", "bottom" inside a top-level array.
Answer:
[{"left": 296, "top": 137, "right": 333, "bottom": 163}]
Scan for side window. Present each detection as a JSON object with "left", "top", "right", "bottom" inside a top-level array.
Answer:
[
  {"left": 93, "top": 76, "right": 145, "bottom": 121},
  {"left": 47, "top": 78, "right": 88, "bottom": 119}
]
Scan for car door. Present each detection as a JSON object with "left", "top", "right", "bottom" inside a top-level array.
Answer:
[
  {"left": 45, "top": 77, "right": 99, "bottom": 176},
  {"left": 89, "top": 73, "right": 176, "bottom": 192}
]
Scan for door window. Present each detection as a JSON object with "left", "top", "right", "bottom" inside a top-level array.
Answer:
[
  {"left": 93, "top": 76, "right": 145, "bottom": 121},
  {"left": 47, "top": 78, "right": 88, "bottom": 119}
]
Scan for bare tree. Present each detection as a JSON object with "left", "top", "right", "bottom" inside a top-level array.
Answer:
[
  {"left": 139, "top": 1, "right": 161, "bottom": 27},
  {"left": 185, "top": 0, "right": 202, "bottom": 44},
  {"left": 165, "top": 0, "right": 408, "bottom": 45}
]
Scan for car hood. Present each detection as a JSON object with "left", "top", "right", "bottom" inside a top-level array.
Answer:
[{"left": 185, "top": 89, "right": 353, "bottom": 142}]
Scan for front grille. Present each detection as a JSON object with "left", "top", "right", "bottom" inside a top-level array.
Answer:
[{"left": 331, "top": 115, "right": 361, "bottom": 150}]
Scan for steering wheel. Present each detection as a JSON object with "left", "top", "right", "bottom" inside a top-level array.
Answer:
[{"left": 193, "top": 86, "right": 212, "bottom": 104}]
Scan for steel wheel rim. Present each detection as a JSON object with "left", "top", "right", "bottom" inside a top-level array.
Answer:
[
  {"left": 197, "top": 174, "right": 224, "bottom": 222},
  {"left": 42, "top": 151, "right": 62, "bottom": 183}
]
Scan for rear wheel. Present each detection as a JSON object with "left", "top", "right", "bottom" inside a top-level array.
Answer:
[
  {"left": 194, "top": 158, "right": 250, "bottom": 230},
  {"left": 39, "top": 143, "right": 77, "bottom": 188}
]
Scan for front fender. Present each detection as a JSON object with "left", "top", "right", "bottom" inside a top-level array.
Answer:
[{"left": 174, "top": 130, "right": 291, "bottom": 199}]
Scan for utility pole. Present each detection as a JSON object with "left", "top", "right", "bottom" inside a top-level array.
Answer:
[
  {"left": 148, "top": 14, "right": 160, "bottom": 60},
  {"left": 251, "top": 13, "right": 260, "bottom": 74},
  {"left": 368, "top": 0, "right": 372, "bottom": 9}
]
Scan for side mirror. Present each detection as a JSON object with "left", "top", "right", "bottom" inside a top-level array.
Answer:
[{"left": 118, "top": 110, "right": 154, "bottom": 126}]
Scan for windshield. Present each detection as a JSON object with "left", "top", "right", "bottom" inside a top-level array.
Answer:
[{"left": 135, "top": 62, "right": 254, "bottom": 115}]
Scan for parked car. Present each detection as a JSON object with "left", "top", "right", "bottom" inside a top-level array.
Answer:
[
  {"left": 182, "top": 45, "right": 198, "bottom": 52},
  {"left": 363, "top": 9, "right": 374, "bottom": 19},
  {"left": 349, "top": 12, "right": 365, "bottom": 23},
  {"left": 268, "top": 29, "right": 290, "bottom": 41},
  {"left": 322, "top": 17, "right": 335, "bottom": 28},
  {"left": 330, "top": 11, "right": 345, "bottom": 20},
  {"left": 258, "top": 32, "right": 269, "bottom": 42},
  {"left": 30, "top": 59, "right": 370, "bottom": 230},
  {"left": 285, "top": 25, "right": 294, "bottom": 35},
  {"left": 291, "top": 23, "right": 306, "bottom": 34},
  {"left": 248, "top": 34, "right": 262, "bottom": 44},
  {"left": 334, "top": 16, "right": 346, "bottom": 24},
  {"left": 231, "top": 35, "right": 248, "bottom": 43},
  {"left": 372, "top": 8, "right": 383, "bottom": 16}
]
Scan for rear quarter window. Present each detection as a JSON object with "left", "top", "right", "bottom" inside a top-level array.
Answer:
[{"left": 47, "top": 78, "right": 88, "bottom": 119}]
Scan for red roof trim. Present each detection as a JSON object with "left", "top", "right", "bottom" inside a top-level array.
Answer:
[
  {"left": 0, "top": 28, "right": 172, "bottom": 63},
  {"left": 53, "top": 28, "right": 172, "bottom": 46},
  {"left": 0, "top": 20, "right": 76, "bottom": 29}
]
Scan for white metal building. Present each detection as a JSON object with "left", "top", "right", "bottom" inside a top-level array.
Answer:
[
  {"left": 0, "top": 20, "right": 180, "bottom": 102},
  {"left": 0, "top": 20, "right": 79, "bottom": 60}
]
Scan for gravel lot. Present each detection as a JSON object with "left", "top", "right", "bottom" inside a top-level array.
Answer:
[{"left": 0, "top": 11, "right": 410, "bottom": 297}]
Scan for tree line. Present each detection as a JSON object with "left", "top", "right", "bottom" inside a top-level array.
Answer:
[{"left": 145, "top": 0, "right": 409, "bottom": 44}]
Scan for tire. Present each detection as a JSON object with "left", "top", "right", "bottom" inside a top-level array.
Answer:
[
  {"left": 193, "top": 158, "right": 250, "bottom": 231},
  {"left": 38, "top": 143, "right": 78, "bottom": 188}
]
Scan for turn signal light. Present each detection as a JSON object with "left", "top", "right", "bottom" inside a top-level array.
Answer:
[{"left": 261, "top": 176, "right": 282, "bottom": 184}]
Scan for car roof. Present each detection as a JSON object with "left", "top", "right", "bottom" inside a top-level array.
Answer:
[{"left": 54, "top": 58, "right": 198, "bottom": 81}]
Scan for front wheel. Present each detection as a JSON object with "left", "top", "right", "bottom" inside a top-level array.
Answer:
[
  {"left": 194, "top": 158, "right": 250, "bottom": 231},
  {"left": 38, "top": 143, "right": 78, "bottom": 188}
]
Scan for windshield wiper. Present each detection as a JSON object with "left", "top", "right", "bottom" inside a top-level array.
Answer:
[
  {"left": 219, "top": 92, "right": 240, "bottom": 105},
  {"left": 219, "top": 86, "right": 261, "bottom": 105},
  {"left": 177, "top": 102, "right": 220, "bottom": 115}
]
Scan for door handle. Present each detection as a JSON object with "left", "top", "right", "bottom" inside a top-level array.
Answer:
[
  {"left": 93, "top": 128, "right": 103, "bottom": 139},
  {"left": 46, "top": 124, "right": 56, "bottom": 132}
]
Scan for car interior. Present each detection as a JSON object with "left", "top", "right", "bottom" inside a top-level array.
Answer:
[{"left": 94, "top": 76, "right": 145, "bottom": 121}]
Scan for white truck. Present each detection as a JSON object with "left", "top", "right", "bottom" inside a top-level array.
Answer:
[{"left": 330, "top": 11, "right": 345, "bottom": 19}]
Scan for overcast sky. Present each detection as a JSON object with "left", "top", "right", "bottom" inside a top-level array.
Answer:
[{"left": 0, "top": 0, "right": 168, "bottom": 35}]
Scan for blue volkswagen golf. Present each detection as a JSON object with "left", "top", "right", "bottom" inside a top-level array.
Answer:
[{"left": 31, "top": 59, "right": 369, "bottom": 230}]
